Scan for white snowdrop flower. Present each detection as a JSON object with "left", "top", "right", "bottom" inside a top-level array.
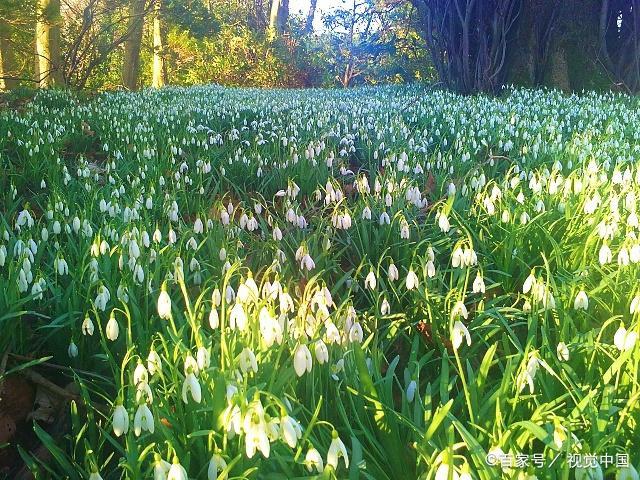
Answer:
[
  {"left": 197, "top": 346, "right": 211, "bottom": 371},
  {"left": 574, "top": 290, "right": 589, "bottom": 310},
  {"left": 451, "top": 246, "right": 464, "bottom": 268},
  {"left": 208, "top": 308, "right": 219, "bottom": 329},
  {"left": 381, "top": 297, "right": 391, "bottom": 315},
  {"left": 89, "top": 471, "right": 103, "bottom": 480},
  {"left": 147, "top": 349, "right": 162, "bottom": 376},
  {"left": 302, "top": 253, "right": 315, "bottom": 271},
  {"left": 435, "top": 455, "right": 459, "bottom": 480},
  {"left": 326, "top": 431, "right": 349, "bottom": 470},
  {"left": 614, "top": 324, "right": 638, "bottom": 352},
  {"left": 517, "top": 352, "right": 540, "bottom": 393},
  {"left": 599, "top": 244, "right": 612, "bottom": 265},
  {"left": 349, "top": 322, "right": 364, "bottom": 343},
  {"left": 259, "top": 307, "right": 282, "bottom": 347},
  {"left": 575, "top": 464, "right": 603, "bottom": 480},
  {"left": 630, "top": 296, "right": 640, "bottom": 315},
  {"left": 133, "top": 403, "right": 154, "bottom": 436},
  {"left": 451, "top": 301, "right": 468, "bottom": 320},
  {"left": 207, "top": 454, "right": 227, "bottom": 480},
  {"left": 15, "top": 209, "right": 34, "bottom": 229},
  {"left": 167, "top": 459, "right": 188, "bottom": 480},
  {"left": 325, "top": 320, "right": 341, "bottom": 344},
  {"left": 406, "top": 269, "right": 419, "bottom": 290},
  {"left": 616, "top": 465, "right": 640, "bottom": 480},
  {"left": 437, "top": 211, "right": 450, "bottom": 232},
  {"left": 239, "top": 347, "right": 258, "bottom": 374},
  {"left": 157, "top": 287, "right": 172, "bottom": 319},
  {"left": 106, "top": 314, "right": 119, "bottom": 341},
  {"left": 522, "top": 271, "right": 536, "bottom": 294},
  {"left": 230, "top": 303, "right": 248, "bottom": 331},
  {"left": 153, "top": 229, "right": 162, "bottom": 243},
  {"left": 365, "top": 270, "right": 377, "bottom": 290},
  {"left": 82, "top": 315, "right": 94, "bottom": 335},
  {"left": 56, "top": 257, "right": 69, "bottom": 276},
  {"left": 194, "top": 217, "right": 204, "bottom": 234},
  {"left": 112, "top": 404, "right": 129, "bottom": 437},
  {"left": 314, "top": 340, "right": 329, "bottom": 364},
  {"left": 379, "top": 211, "right": 391, "bottom": 225},
  {"left": 472, "top": 273, "right": 485, "bottom": 294},
  {"left": 400, "top": 219, "right": 410, "bottom": 239},
  {"left": 618, "top": 248, "right": 630, "bottom": 266},
  {"left": 304, "top": 447, "right": 324, "bottom": 473},
  {"left": 293, "top": 344, "right": 313, "bottom": 376},
  {"left": 280, "top": 415, "right": 302, "bottom": 449},
  {"left": 451, "top": 321, "right": 471, "bottom": 350},
  {"left": 557, "top": 342, "right": 569, "bottom": 362},
  {"left": 243, "top": 403, "right": 270, "bottom": 459},
  {"left": 388, "top": 263, "right": 399, "bottom": 281},
  {"left": 133, "top": 362, "right": 148, "bottom": 386},
  {"left": 182, "top": 373, "right": 202, "bottom": 403}
]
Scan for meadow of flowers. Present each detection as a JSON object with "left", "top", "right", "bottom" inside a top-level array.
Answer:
[{"left": 1, "top": 85, "right": 639, "bottom": 480}]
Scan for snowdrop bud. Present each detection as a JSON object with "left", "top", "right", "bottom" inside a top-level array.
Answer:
[
  {"left": 157, "top": 285, "right": 172, "bottom": 319},
  {"left": 133, "top": 362, "right": 148, "bottom": 386},
  {"left": 381, "top": 298, "right": 390, "bottom": 315},
  {"left": 406, "top": 380, "right": 417, "bottom": 402},
  {"left": 314, "top": 340, "right": 329, "bottom": 364},
  {"left": 406, "top": 269, "right": 419, "bottom": 290},
  {"left": 106, "top": 314, "right": 119, "bottom": 341},
  {"left": 294, "top": 344, "right": 313, "bottom": 376},
  {"left": 388, "top": 263, "right": 399, "bottom": 282},
  {"left": 614, "top": 324, "right": 638, "bottom": 352},
  {"left": 112, "top": 404, "right": 129, "bottom": 437},
  {"left": 197, "top": 346, "right": 211, "bottom": 371},
  {"left": 68, "top": 340, "right": 78, "bottom": 358},
  {"left": 349, "top": 322, "right": 364, "bottom": 343}
]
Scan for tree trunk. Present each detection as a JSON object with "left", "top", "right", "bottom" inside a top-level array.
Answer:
[
  {"left": 268, "top": 0, "right": 279, "bottom": 38},
  {"left": 122, "top": 0, "right": 146, "bottom": 90},
  {"left": 549, "top": 44, "right": 570, "bottom": 92},
  {"left": 0, "top": 20, "right": 16, "bottom": 90},
  {"left": 277, "top": 0, "right": 289, "bottom": 33},
  {"left": 303, "top": 0, "right": 317, "bottom": 33},
  {"left": 152, "top": 0, "right": 166, "bottom": 88},
  {"left": 35, "top": 0, "right": 63, "bottom": 88}
]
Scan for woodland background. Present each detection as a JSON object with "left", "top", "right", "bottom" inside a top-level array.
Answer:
[{"left": 0, "top": 0, "right": 638, "bottom": 95}]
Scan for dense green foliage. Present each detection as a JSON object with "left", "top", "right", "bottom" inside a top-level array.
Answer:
[{"left": 1, "top": 85, "right": 640, "bottom": 478}]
